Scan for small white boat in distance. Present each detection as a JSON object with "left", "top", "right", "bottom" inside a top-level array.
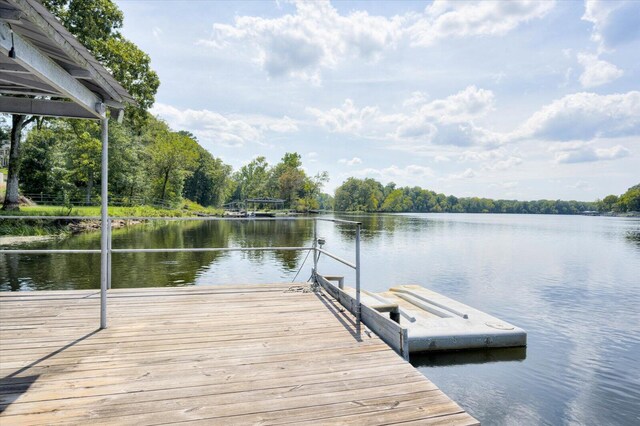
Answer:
[{"left": 345, "top": 284, "right": 527, "bottom": 353}]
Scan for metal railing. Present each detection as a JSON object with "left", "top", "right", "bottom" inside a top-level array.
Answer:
[{"left": 0, "top": 216, "right": 362, "bottom": 328}]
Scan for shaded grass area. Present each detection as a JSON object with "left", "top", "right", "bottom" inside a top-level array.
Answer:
[
  {"left": 0, "top": 203, "right": 223, "bottom": 236},
  {"left": 1, "top": 203, "right": 223, "bottom": 217}
]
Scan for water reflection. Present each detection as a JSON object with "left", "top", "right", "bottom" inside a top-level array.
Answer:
[
  {"left": 0, "top": 219, "right": 314, "bottom": 291},
  {"left": 411, "top": 347, "right": 527, "bottom": 367}
]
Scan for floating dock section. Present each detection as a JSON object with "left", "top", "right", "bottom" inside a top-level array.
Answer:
[{"left": 318, "top": 276, "right": 526, "bottom": 356}]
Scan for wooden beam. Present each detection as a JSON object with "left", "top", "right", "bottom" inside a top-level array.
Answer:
[
  {"left": 0, "top": 20, "right": 103, "bottom": 118},
  {"left": 0, "top": 72, "right": 56, "bottom": 92},
  {"left": 0, "top": 97, "right": 99, "bottom": 119},
  {"left": 0, "top": 6, "right": 23, "bottom": 23},
  {"left": 0, "top": 87, "right": 57, "bottom": 96},
  {"left": 0, "top": 62, "right": 29, "bottom": 73},
  {"left": 64, "top": 66, "right": 92, "bottom": 79}
]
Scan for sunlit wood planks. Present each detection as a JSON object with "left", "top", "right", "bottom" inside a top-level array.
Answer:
[{"left": 0, "top": 284, "right": 478, "bottom": 425}]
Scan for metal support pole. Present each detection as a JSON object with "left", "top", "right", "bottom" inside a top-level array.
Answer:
[
  {"left": 355, "top": 223, "right": 361, "bottom": 323},
  {"left": 100, "top": 116, "right": 108, "bottom": 329},
  {"left": 107, "top": 217, "right": 112, "bottom": 290},
  {"left": 312, "top": 218, "right": 318, "bottom": 281}
]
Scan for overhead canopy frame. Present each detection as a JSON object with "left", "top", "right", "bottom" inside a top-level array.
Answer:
[
  {"left": 0, "top": 0, "right": 134, "bottom": 329},
  {"left": 0, "top": 0, "right": 134, "bottom": 119}
]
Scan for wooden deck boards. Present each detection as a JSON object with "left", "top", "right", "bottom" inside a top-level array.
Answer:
[{"left": 0, "top": 284, "right": 478, "bottom": 425}]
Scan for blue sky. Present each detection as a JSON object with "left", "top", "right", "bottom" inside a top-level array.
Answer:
[{"left": 115, "top": 0, "right": 639, "bottom": 200}]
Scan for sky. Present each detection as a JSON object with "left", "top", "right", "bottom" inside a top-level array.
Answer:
[{"left": 115, "top": 0, "right": 639, "bottom": 201}]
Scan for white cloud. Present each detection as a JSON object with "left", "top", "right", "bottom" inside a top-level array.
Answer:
[
  {"left": 351, "top": 164, "right": 434, "bottom": 186},
  {"left": 483, "top": 156, "right": 523, "bottom": 171},
  {"left": 203, "top": 1, "right": 405, "bottom": 82},
  {"left": 403, "top": 91, "right": 429, "bottom": 109},
  {"left": 582, "top": 0, "right": 640, "bottom": 50},
  {"left": 569, "top": 180, "right": 591, "bottom": 190},
  {"left": 457, "top": 149, "right": 523, "bottom": 172},
  {"left": 434, "top": 155, "right": 451, "bottom": 162},
  {"left": 307, "top": 151, "right": 318, "bottom": 163},
  {"left": 202, "top": 0, "right": 554, "bottom": 81},
  {"left": 440, "top": 168, "right": 477, "bottom": 181},
  {"left": 458, "top": 149, "right": 504, "bottom": 162},
  {"left": 266, "top": 116, "right": 298, "bottom": 133},
  {"left": 338, "top": 157, "right": 362, "bottom": 166},
  {"left": 150, "top": 103, "right": 297, "bottom": 148},
  {"left": 518, "top": 91, "right": 640, "bottom": 141},
  {"left": 555, "top": 144, "right": 631, "bottom": 164},
  {"left": 307, "top": 99, "right": 380, "bottom": 134},
  {"left": 308, "top": 85, "right": 497, "bottom": 147},
  {"left": 409, "top": 0, "right": 555, "bottom": 46},
  {"left": 577, "top": 53, "right": 623, "bottom": 87}
]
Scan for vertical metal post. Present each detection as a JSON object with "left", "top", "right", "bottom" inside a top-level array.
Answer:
[
  {"left": 355, "top": 223, "right": 361, "bottom": 322},
  {"left": 107, "top": 217, "right": 112, "bottom": 290},
  {"left": 100, "top": 116, "right": 108, "bottom": 329},
  {"left": 312, "top": 218, "right": 318, "bottom": 281}
]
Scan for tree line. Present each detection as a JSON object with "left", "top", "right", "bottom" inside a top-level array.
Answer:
[
  {"left": 12, "top": 117, "right": 329, "bottom": 211},
  {"left": 333, "top": 177, "right": 640, "bottom": 215}
]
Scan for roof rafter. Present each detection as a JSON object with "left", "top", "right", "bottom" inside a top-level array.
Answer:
[{"left": 0, "top": 19, "right": 104, "bottom": 118}]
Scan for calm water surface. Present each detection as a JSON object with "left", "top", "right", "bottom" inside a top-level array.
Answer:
[{"left": 2, "top": 213, "right": 639, "bottom": 425}]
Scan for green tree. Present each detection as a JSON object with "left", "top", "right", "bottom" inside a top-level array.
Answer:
[
  {"left": 334, "top": 178, "right": 384, "bottom": 212},
  {"left": 232, "top": 156, "right": 271, "bottom": 201},
  {"left": 63, "top": 122, "right": 102, "bottom": 204},
  {"left": 183, "top": 146, "right": 233, "bottom": 207},
  {"left": 107, "top": 121, "right": 149, "bottom": 202},
  {"left": 2, "top": 115, "right": 38, "bottom": 210},
  {"left": 618, "top": 184, "right": 640, "bottom": 212},
  {"left": 19, "top": 127, "right": 68, "bottom": 199},
  {"left": 145, "top": 120, "right": 198, "bottom": 204}
]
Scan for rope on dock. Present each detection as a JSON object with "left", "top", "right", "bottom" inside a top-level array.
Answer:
[{"left": 284, "top": 285, "right": 313, "bottom": 293}]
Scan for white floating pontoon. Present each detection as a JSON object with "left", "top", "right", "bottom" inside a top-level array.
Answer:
[{"left": 344, "top": 284, "right": 527, "bottom": 353}]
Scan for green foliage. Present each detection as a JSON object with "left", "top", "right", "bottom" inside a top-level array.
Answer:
[
  {"left": 334, "top": 177, "right": 599, "bottom": 214},
  {"left": 316, "top": 193, "right": 334, "bottom": 210},
  {"left": 17, "top": 115, "right": 233, "bottom": 210},
  {"left": 183, "top": 145, "right": 233, "bottom": 207},
  {"left": 597, "top": 184, "right": 640, "bottom": 213},
  {"left": 335, "top": 178, "right": 384, "bottom": 212},
  {"left": 143, "top": 118, "right": 198, "bottom": 205},
  {"left": 232, "top": 156, "right": 271, "bottom": 200},
  {"left": 43, "top": 0, "right": 124, "bottom": 47},
  {"left": 19, "top": 128, "right": 68, "bottom": 197},
  {"left": 617, "top": 184, "right": 640, "bottom": 212},
  {"left": 228, "top": 153, "right": 328, "bottom": 211},
  {"left": 96, "top": 38, "right": 160, "bottom": 129},
  {"left": 42, "top": 0, "right": 159, "bottom": 130}
]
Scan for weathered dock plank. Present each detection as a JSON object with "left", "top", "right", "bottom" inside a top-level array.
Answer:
[{"left": 0, "top": 284, "right": 478, "bottom": 425}]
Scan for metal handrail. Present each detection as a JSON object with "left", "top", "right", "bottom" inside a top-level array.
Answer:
[{"left": 0, "top": 216, "right": 363, "bottom": 327}]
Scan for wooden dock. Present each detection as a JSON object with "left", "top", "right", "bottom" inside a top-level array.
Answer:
[{"left": 0, "top": 284, "right": 478, "bottom": 425}]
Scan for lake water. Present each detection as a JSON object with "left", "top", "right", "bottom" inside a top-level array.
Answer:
[{"left": 1, "top": 213, "right": 639, "bottom": 425}]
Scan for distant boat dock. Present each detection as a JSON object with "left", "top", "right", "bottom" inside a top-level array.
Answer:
[{"left": 0, "top": 284, "right": 479, "bottom": 425}]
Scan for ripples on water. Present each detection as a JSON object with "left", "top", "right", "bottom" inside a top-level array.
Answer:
[{"left": 1, "top": 213, "right": 639, "bottom": 424}]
